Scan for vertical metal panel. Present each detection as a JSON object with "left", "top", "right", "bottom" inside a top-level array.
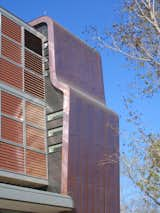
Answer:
[
  {"left": 26, "top": 125, "right": 45, "bottom": 151},
  {"left": 1, "top": 36, "right": 22, "bottom": 64},
  {"left": 1, "top": 91, "right": 23, "bottom": 120},
  {"left": 53, "top": 22, "right": 105, "bottom": 103},
  {"left": 0, "top": 142, "right": 24, "bottom": 174},
  {"left": 67, "top": 89, "right": 119, "bottom": 213},
  {"left": 26, "top": 150, "right": 47, "bottom": 179},
  {"left": 1, "top": 116, "right": 23, "bottom": 144},
  {"left": 1, "top": 15, "right": 21, "bottom": 43},
  {"left": 0, "top": 58, "right": 23, "bottom": 89}
]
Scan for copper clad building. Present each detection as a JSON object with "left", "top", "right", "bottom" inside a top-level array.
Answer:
[{"left": 0, "top": 7, "right": 119, "bottom": 213}]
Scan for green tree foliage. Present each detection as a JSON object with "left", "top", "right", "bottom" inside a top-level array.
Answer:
[{"left": 85, "top": 0, "right": 160, "bottom": 207}]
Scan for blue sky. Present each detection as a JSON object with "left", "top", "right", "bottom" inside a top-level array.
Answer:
[{"left": 1, "top": 0, "right": 159, "bottom": 207}]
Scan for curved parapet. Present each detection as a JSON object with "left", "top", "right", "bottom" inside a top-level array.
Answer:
[{"left": 30, "top": 17, "right": 119, "bottom": 213}]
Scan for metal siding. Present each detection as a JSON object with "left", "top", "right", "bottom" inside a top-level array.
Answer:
[
  {"left": 26, "top": 125, "right": 45, "bottom": 151},
  {"left": 0, "top": 14, "right": 47, "bottom": 184},
  {"left": 0, "top": 142, "right": 24, "bottom": 174},
  {"left": 26, "top": 102, "right": 45, "bottom": 128},
  {"left": 1, "top": 36, "right": 22, "bottom": 64},
  {"left": 0, "top": 58, "right": 23, "bottom": 89},
  {"left": 30, "top": 17, "right": 120, "bottom": 212},
  {"left": 1, "top": 116, "right": 23, "bottom": 144},
  {"left": 25, "top": 49, "right": 43, "bottom": 74},
  {"left": 1, "top": 91, "right": 23, "bottom": 120},
  {"left": 2, "top": 15, "right": 21, "bottom": 43},
  {"left": 26, "top": 150, "right": 47, "bottom": 179},
  {"left": 24, "top": 70, "right": 45, "bottom": 99}
]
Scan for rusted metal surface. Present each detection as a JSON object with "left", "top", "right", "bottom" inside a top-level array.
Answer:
[{"left": 30, "top": 17, "right": 120, "bottom": 213}]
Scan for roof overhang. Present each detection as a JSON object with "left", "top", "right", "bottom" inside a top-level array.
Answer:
[{"left": 0, "top": 183, "right": 73, "bottom": 213}]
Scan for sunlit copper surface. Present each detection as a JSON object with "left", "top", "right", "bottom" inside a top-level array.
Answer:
[{"left": 30, "top": 17, "right": 120, "bottom": 213}]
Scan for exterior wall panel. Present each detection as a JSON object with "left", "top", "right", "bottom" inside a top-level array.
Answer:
[
  {"left": 24, "top": 70, "right": 45, "bottom": 99},
  {"left": 1, "top": 36, "right": 22, "bottom": 64},
  {"left": 26, "top": 102, "right": 45, "bottom": 128},
  {"left": 30, "top": 17, "right": 120, "bottom": 213},
  {"left": 25, "top": 49, "right": 43, "bottom": 74},
  {"left": 1, "top": 116, "right": 23, "bottom": 144},
  {"left": 2, "top": 15, "right": 21, "bottom": 43},
  {"left": 0, "top": 13, "right": 47, "bottom": 186},
  {"left": 26, "top": 150, "right": 47, "bottom": 179},
  {"left": 1, "top": 91, "right": 23, "bottom": 120},
  {"left": 26, "top": 125, "right": 45, "bottom": 151},
  {"left": 68, "top": 90, "right": 119, "bottom": 213},
  {"left": 0, "top": 58, "right": 23, "bottom": 89},
  {"left": 0, "top": 142, "right": 24, "bottom": 174}
]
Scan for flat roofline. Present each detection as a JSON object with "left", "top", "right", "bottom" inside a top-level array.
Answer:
[
  {"left": 0, "top": 183, "right": 73, "bottom": 213},
  {"left": 0, "top": 7, "right": 46, "bottom": 41}
]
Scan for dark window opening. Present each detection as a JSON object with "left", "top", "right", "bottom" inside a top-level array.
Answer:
[{"left": 24, "top": 30, "right": 42, "bottom": 55}]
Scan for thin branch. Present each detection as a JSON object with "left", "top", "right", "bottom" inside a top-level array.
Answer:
[{"left": 96, "top": 36, "right": 151, "bottom": 61}]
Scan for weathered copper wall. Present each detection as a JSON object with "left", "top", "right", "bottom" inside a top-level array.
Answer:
[
  {"left": 68, "top": 89, "right": 119, "bottom": 213},
  {"left": 53, "top": 23, "right": 105, "bottom": 103},
  {"left": 30, "top": 16, "right": 120, "bottom": 213}
]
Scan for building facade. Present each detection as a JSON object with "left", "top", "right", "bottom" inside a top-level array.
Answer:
[{"left": 0, "top": 7, "right": 119, "bottom": 213}]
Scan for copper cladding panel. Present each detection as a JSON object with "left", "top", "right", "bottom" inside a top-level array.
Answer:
[
  {"left": 0, "top": 142, "right": 24, "bottom": 174},
  {"left": 0, "top": 58, "right": 23, "bottom": 89},
  {"left": 30, "top": 17, "right": 119, "bottom": 212},
  {"left": 26, "top": 102, "right": 45, "bottom": 128},
  {"left": 24, "top": 70, "right": 45, "bottom": 99},
  {"left": 25, "top": 49, "right": 43, "bottom": 74},
  {"left": 67, "top": 89, "right": 119, "bottom": 213},
  {"left": 53, "top": 23, "right": 105, "bottom": 102},
  {"left": 1, "top": 116, "right": 23, "bottom": 144},
  {"left": 26, "top": 150, "right": 47, "bottom": 179},
  {"left": 1, "top": 91, "right": 23, "bottom": 120},
  {"left": 2, "top": 15, "right": 21, "bottom": 43},
  {"left": 26, "top": 125, "right": 45, "bottom": 151},
  {"left": 1, "top": 36, "right": 22, "bottom": 64}
]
